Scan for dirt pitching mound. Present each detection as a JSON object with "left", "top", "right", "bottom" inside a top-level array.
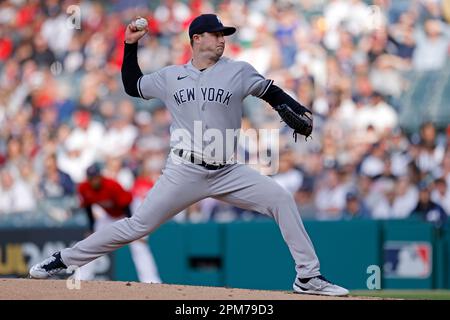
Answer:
[{"left": 0, "top": 279, "right": 382, "bottom": 300}]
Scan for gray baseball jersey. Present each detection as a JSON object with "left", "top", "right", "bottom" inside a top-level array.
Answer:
[
  {"left": 60, "top": 56, "right": 321, "bottom": 282},
  {"left": 138, "top": 57, "right": 273, "bottom": 163}
]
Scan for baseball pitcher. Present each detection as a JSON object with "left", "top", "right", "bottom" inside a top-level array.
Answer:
[{"left": 30, "top": 14, "right": 348, "bottom": 296}]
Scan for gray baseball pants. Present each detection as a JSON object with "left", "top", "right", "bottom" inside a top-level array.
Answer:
[{"left": 61, "top": 154, "right": 321, "bottom": 279}]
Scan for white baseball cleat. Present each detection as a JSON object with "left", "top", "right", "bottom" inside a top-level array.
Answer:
[
  {"left": 293, "top": 275, "right": 349, "bottom": 296},
  {"left": 29, "top": 252, "right": 67, "bottom": 279}
]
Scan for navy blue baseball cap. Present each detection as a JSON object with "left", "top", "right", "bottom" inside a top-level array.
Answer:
[
  {"left": 86, "top": 163, "right": 102, "bottom": 178},
  {"left": 189, "top": 14, "right": 236, "bottom": 39}
]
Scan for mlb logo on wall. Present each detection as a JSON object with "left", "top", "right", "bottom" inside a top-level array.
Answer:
[{"left": 383, "top": 242, "right": 432, "bottom": 279}]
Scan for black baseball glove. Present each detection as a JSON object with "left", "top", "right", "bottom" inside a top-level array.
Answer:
[{"left": 273, "top": 103, "right": 313, "bottom": 141}]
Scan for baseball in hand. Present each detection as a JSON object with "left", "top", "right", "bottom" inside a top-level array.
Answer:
[{"left": 135, "top": 17, "right": 148, "bottom": 31}]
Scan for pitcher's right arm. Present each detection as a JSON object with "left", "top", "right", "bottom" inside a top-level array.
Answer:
[{"left": 121, "top": 20, "right": 147, "bottom": 97}]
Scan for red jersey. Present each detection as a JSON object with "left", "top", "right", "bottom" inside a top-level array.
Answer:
[
  {"left": 78, "top": 177, "right": 132, "bottom": 218},
  {"left": 131, "top": 177, "right": 154, "bottom": 200}
]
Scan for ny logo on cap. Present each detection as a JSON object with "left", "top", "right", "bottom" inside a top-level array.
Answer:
[{"left": 216, "top": 16, "right": 222, "bottom": 25}]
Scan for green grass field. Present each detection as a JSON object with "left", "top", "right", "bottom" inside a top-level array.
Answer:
[{"left": 350, "top": 290, "right": 450, "bottom": 300}]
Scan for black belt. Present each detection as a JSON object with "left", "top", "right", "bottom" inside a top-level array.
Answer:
[{"left": 173, "top": 149, "right": 228, "bottom": 170}]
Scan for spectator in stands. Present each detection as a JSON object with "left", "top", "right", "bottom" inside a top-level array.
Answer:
[
  {"left": 416, "top": 1, "right": 444, "bottom": 26},
  {"left": 273, "top": 1, "right": 300, "bottom": 68},
  {"left": 371, "top": 179, "right": 397, "bottom": 219},
  {"left": 39, "top": 153, "right": 75, "bottom": 198},
  {"left": 102, "top": 156, "right": 135, "bottom": 191},
  {"left": 355, "top": 173, "right": 379, "bottom": 212},
  {"left": 341, "top": 190, "right": 371, "bottom": 220},
  {"left": 369, "top": 55, "right": 407, "bottom": 100},
  {"left": 388, "top": 128, "right": 412, "bottom": 177},
  {"left": 57, "top": 131, "right": 96, "bottom": 183},
  {"left": 394, "top": 176, "right": 420, "bottom": 216},
  {"left": 18, "top": 157, "right": 39, "bottom": 196},
  {"left": 294, "top": 178, "right": 317, "bottom": 220},
  {"left": 154, "top": 0, "right": 191, "bottom": 36},
  {"left": 138, "top": 36, "right": 171, "bottom": 73},
  {"left": 371, "top": 175, "right": 418, "bottom": 218},
  {"left": 360, "top": 141, "right": 388, "bottom": 178},
  {"left": 410, "top": 181, "right": 447, "bottom": 228},
  {"left": 272, "top": 148, "right": 304, "bottom": 194},
  {"left": 355, "top": 92, "right": 398, "bottom": 137},
  {"left": 31, "top": 34, "right": 56, "bottom": 67},
  {"left": 235, "top": 18, "right": 282, "bottom": 75},
  {"left": 431, "top": 177, "right": 450, "bottom": 215},
  {"left": 100, "top": 101, "right": 138, "bottom": 158},
  {"left": 134, "top": 109, "right": 154, "bottom": 139},
  {"left": 388, "top": 11, "right": 416, "bottom": 61},
  {"left": 315, "top": 168, "right": 349, "bottom": 220},
  {"left": 4, "top": 136, "right": 24, "bottom": 176},
  {"left": 0, "top": 168, "right": 36, "bottom": 214},
  {"left": 39, "top": 1, "right": 73, "bottom": 57},
  {"left": 63, "top": 35, "right": 85, "bottom": 73},
  {"left": 414, "top": 122, "right": 446, "bottom": 177},
  {"left": 413, "top": 19, "right": 449, "bottom": 71},
  {"left": 37, "top": 105, "right": 60, "bottom": 136},
  {"left": 67, "top": 109, "right": 105, "bottom": 156}
]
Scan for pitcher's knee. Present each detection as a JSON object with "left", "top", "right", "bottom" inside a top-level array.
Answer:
[{"left": 124, "top": 216, "right": 153, "bottom": 238}]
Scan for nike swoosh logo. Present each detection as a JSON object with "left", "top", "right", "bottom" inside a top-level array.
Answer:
[
  {"left": 294, "top": 283, "right": 311, "bottom": 292},
  {"left": 294, "top": 283, "right": 309, "bottom": 291},
  {"left": 177, "top": 75, "right": 188, "bottom": 80}
]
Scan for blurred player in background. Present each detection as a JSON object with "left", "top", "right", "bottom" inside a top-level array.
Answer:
[{"left": 77, "top": 163, "right": 161, "bottom": 283}]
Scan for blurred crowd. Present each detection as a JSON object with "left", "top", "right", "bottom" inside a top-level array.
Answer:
[{"left": 1, "top": 0, "right": 450, "bottom": 227}]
